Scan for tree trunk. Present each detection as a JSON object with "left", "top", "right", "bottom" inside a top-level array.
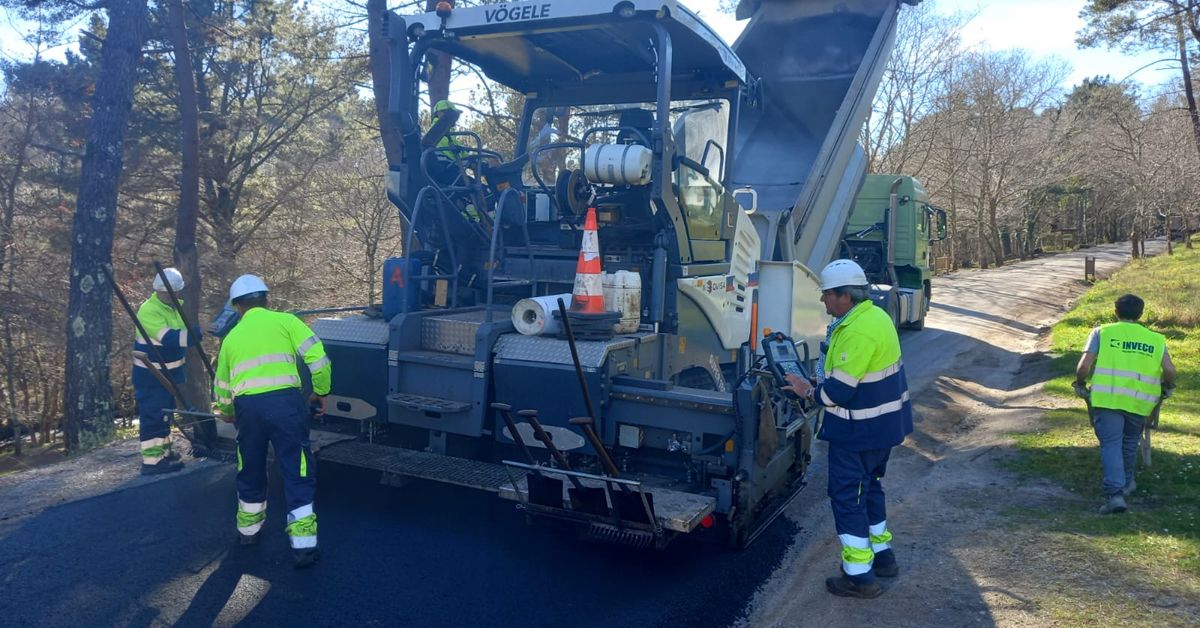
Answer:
[
  {"left": 1131, "top": 219, "right": 1141, "bottom": 259},
  {"left": 976, "top": 213, "right": 987, "bottom": 269},
  {"left": 62, "top": 0, "right": 151, "bottom": 454},
  {"left": 168, "top": 0, "right": 217, "bottom": 450},
  {"left": 1166, "top": 212, "right": 1174, "bottom": 255},
  {"left": 425, "top": 0, "right": 452, "bottom": 106},
  {"left": 988, "top": 201, "right": 1003, "bottom": 267},
  {"left": 949, "top": 182, "right": 959, "bottom": 270},
  {"left": 1, "top": 307, "right": 19, "bottom": 455},
  {"left": 1176, "top": 15, "right": 1200, "bottom": 165},
  {"left": 0, "top": 46, "right": 41, "bottom": 458}
]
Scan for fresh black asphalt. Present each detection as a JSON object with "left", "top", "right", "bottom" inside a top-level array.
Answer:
[{"left": 0, "top": 462, "right": 797, "bottom": 627}]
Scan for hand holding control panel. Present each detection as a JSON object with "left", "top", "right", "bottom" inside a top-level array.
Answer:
[{"left": 761, "top": 332, "right": 811, "bottom": 399}]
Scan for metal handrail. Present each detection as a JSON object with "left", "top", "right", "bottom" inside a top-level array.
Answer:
[
  {"left": 401, "top": 186, "right": 460, "bottom": 312},
  {"left": 483, "top": 189, "right": 538, "bottom": 322},
  {"left": 418, "top": 146, "right": 496, "bottom": 238},
  {"left": 529, "top": 140, "right": 586, "bottom": 215}
]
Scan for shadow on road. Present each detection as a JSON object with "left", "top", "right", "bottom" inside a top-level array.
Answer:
[
  {"left": 0, "top": 462, "right": 798, "bottom": 628},
  {"left": 930, "top": 302, "right": 1045, "bottom": 336}
]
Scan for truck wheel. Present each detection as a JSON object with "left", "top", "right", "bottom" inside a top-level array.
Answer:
[{"left": 884, "top": 290, "right": 900, "bottom": 328}]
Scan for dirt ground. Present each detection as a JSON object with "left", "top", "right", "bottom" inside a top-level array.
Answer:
[{"left": 739, "top": 241, "right": 1200, "bottom": 627}]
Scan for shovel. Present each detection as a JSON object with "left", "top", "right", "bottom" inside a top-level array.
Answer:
[
  {"left": 519, "top": 409, "right": 609, "bottom": 517},
  {"left": 492, "top": 403, "right": 563, "bottom": 508},
  {"left": 570, "top": 416, "right": 655, "bottom": 525}
]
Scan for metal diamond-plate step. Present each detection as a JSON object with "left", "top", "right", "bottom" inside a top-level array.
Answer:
[
  {"left": 317, "top": 440, "right": 512, "bottom": 492},
  {"left": 388, "top": 393, "right": 470, "bottom": 414},
  {"left": 421, "top": 310, "right": 488, "bottom": 355}
]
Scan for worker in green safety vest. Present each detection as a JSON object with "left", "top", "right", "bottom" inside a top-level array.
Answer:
[
  {"left": 427, "top": 99, "right": 482, "bottom": 222},
  {"left": 1074, "top": 293, "right": 1176, "bottom": 515},
  {"left": 213, "top": 274, "right": 332, "bottom": 568},
  {"left": 432, "top": 99, "right": 463, "bottom": 161}
]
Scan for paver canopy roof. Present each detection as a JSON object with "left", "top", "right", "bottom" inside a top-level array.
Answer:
[{"left": 404, "top": 0, "right": 747, "bottom": 93}]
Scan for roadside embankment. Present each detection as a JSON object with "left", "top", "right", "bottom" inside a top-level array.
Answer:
[{"left": 1006, "top": 240, "right": 1199, "bottom": 625}]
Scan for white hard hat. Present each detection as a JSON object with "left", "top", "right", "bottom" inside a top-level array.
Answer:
[
  {"left": 229, "top": 274, "right": 270, "bottom": 301},
  {"left": 819, "top": 259, "right": 868, "bottom": 291},
  {"left": 153, "top": 267, "right": 185, "bottom": 292}
]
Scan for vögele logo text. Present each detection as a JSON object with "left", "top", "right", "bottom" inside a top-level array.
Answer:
[{"left": 485, "top": 3, "right": 551, "bottom": 23}]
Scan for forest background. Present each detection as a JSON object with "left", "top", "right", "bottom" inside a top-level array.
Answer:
[{"left": 0, "top": 0, "right": 1196, "bottom": 456}]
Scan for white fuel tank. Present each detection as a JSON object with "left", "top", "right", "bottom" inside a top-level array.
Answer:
[{"left": 583, "top": 144, "right": 653, "bottom": 186}]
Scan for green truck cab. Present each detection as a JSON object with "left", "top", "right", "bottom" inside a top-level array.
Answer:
[{"left": 843, "top": 175, "right": 947, "bottom": 330}]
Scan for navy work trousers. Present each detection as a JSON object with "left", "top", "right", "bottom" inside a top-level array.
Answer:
[
  {"left": 235, "top": 388, "right": 316, "bottom": 514},
  {"left": 828, "top": 444, "right": 893, "bottom": 577},
  {"left": 135, "top": 383, "right": 173, "bottom": 442}
]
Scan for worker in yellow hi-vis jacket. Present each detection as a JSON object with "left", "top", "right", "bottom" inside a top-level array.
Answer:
[
  {"left": 133, "top": 267, "right": 201, "bottom": 475},
  {"left": 212, "top": 274, "right": 331, "bottom": 569}
]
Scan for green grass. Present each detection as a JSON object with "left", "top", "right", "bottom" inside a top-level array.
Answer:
[{"left": 1006, "top": 239, "right": 1200, "bottom": 616}]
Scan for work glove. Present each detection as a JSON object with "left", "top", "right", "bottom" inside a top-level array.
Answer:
[
  {"left": 1073, "top": 382, "right": 1090, "bottom": 400},
  {"left": 1162, "top": 386, "right": 1175, "bottom": 400}
]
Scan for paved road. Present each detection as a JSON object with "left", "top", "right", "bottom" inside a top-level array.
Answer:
[{"left": 0, "top": 242, "right": 1158, "bottom": 628}]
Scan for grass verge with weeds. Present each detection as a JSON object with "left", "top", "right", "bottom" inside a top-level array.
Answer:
[{"left": 1004, "top": 239, "right": 1200, "bottom": 625}]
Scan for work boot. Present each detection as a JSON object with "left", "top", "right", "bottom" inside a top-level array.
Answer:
[
  {"left": 293, "top": 548, "right": 321, "bottom": 569},
  {"left": 238, "top": 531, "right": 261, "bottom": 546},
  {"left": 1098, "top": 494, "right": 1128, "bottom": 515},
  {"left": 825, "top": 574, "right": 882, "bottom": 599},
  {"left": 873, "top": 549, "right": 900, "bottom": 578},
  {"left": 141, "top": 458, "right": 184, "bottom": 476},
  {"left": 1122, "top": 478, "right": 1137, "bottom": 497}
]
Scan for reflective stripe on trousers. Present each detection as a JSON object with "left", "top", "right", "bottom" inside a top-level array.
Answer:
[
  {"left": 287, "top": 503, "right": 318, "bottom": 549},
  {"left": 237, "top": 499, "right": 266, "bottom": 536},
  {"left": 869, "top": 520, "right": 892, "bottom": 552},
  {"left": 141, "top": 436, "right": 168, "bottom": 464},
  {"left": 838, "top": 534, "right": 873, "bottom": 575}
]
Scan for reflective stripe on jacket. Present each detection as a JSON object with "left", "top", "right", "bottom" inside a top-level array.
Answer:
[
  {"left": 212, "top": 307, "right": 331, "bottom": 415},
  {"left": 1092, "top": 321, "right": 1165, "bottom": 416},
  {"left": 132, "top": 293, "right": 189, "bottom": 387},
  {"left": 814, "top": 300, "right": 913, "bottom": 451}
]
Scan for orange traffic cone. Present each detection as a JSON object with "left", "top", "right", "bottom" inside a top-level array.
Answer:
[{"left": 570, "top": 207, "right": 607, "bottom": 314}]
